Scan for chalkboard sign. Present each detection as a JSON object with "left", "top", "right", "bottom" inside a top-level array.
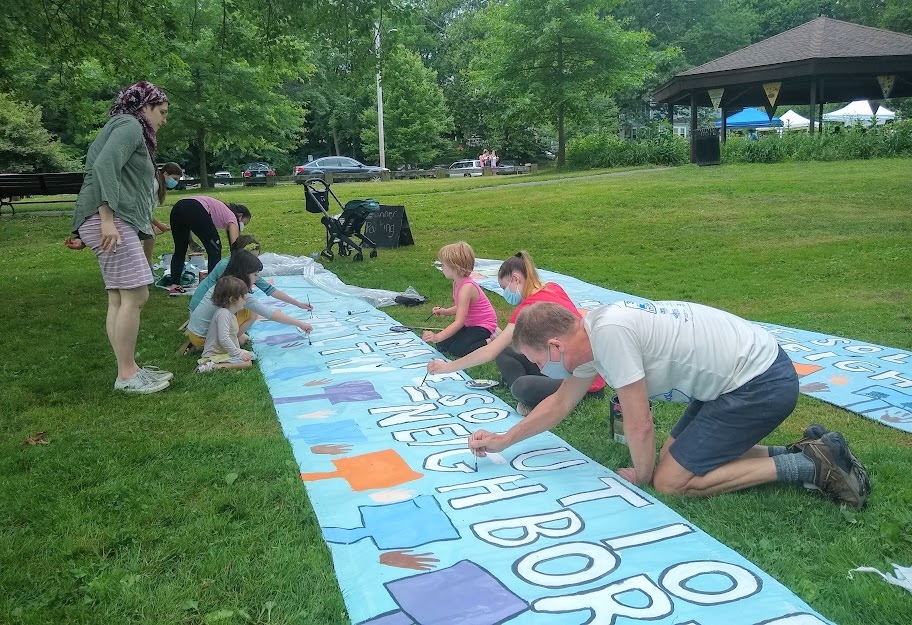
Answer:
[{"left": 364, "top": 205, "right": 414, "bottom": 248}]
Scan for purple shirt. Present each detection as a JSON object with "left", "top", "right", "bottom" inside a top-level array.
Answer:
[{"left": 185, "top": 196, "right": 238, "bottom": 230}]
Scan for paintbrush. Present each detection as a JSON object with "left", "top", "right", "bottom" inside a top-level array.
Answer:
[
  {"left": 307, "top": 294, "right": 313, "bottom": 318},
  {"left": 419, "top": 369, "right": 429, "bottom": 387}
]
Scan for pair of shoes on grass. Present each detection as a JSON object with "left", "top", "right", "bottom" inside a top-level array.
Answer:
[
  {"left": 169, "top": 284, "right": 187, "bottom": 296},
  {"left": 196, "top": 361, "right": 215, "bottom": 374},
  {"left": 791, "top": 423, "right": 871, "bottom": 509},
  {"left": 114, "top": 367, "right": 172, "bottom": 394}
]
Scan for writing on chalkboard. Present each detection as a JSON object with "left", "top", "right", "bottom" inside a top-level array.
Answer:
[{"left": 364, "top": 205, "right": 414, "bottom": 248}]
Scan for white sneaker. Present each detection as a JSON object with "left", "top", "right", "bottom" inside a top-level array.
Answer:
[
  {"left": 141, "top": 365, "right": 174, "bottom": 382},
  {"left": 114, "top": 369, "right": 170, "bottom": 394},
  {"left": 196, "top": 361, "right": 215, "bottom": 374}
]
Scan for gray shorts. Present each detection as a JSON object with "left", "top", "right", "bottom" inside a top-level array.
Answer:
[{"left": 668, "top": 347, "right": 798, "bottom": 476}]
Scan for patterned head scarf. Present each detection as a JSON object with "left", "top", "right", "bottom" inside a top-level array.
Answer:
[{"left": 109, "top": 81, "right": 168, "bottom": 162}]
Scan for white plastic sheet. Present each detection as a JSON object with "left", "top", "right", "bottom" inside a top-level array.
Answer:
[
  {"left": 258, "top": 252, "right": 422, "bottom": 308},
  {"left": 851, "top": 563, "right": 912, "bottom": 595}
]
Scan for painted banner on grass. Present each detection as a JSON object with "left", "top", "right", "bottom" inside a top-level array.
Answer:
[
  {"left": 469, "top": 259, "right": 912, "bottom": 434},
  {"left": 249, "top": 275, "right": 832, "bottom": 625}
]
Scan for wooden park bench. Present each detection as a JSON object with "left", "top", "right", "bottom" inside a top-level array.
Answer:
[{"left": 0, "top": 172, "right": 85, "bottom": 216}]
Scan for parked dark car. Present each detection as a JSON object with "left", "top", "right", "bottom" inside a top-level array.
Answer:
[
  {"left": 495, "top": 160, "right": 520, "bottom": 175},
  {"left": 242, "top": 162, "right": 275, "bottom": 186},
  {"left": 293, "top": 156, "right": 388, "bottom": 183}
]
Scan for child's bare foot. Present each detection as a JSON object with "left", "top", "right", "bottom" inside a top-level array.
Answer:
[
  {"left": 64, "top": 237, "right": 86, "bottom": 250},
  {"left": 239, "top": 333, "right": 250, "bottom": 345}
]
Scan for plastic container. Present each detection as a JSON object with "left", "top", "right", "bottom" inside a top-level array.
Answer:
[
  {"left": 609, "top": 395, "right": 653, "bottom": 445},
  {"left": 188, "top": 253, "right": 206, "bottom": 270}
]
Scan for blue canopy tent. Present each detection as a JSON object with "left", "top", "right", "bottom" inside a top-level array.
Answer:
[{"left": 716, "top": 107, "right": 783, "bottom": 128}]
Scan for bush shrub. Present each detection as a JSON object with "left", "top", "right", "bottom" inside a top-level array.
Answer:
[
  {"left": 721, "top": 120, "right": 912, "bottom": 164},
  {"left": 0, "top": 92, "right": 81, "bottom": 173},
  {"left": 566, "top": 123, "right": 688, "bottom": 169}
]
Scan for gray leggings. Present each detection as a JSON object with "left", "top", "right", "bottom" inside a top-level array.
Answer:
[{"left": 496, "top": 346, "right": 603, "bottom": 406}]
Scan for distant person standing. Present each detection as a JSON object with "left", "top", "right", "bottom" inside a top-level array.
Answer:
[
  {"left": 748, "top": 129, "right": 759, "bottom": 141},
  {"left": 143, "top": 161, "right": 183, "bottom": 266},
  {"left": 489, "top": 149, "right": 498, "bottom": 171},
  {"left": 479, "top": 149, "right": 490, "bottom": 168},
  {"left": 71, "top": 81, "right": 173, "bottom": 393}
]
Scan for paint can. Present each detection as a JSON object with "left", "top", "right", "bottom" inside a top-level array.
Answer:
[
  {"left": 609, "top": 395, "right": 653, "bottom": 445},
  {"left": 199, "top": 269, "right": 208, "bottom": 282}
]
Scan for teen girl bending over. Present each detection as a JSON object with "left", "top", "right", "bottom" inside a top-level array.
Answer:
[
  {"left": 186, "top": 250, "right": 312, "bottom": 352},
  {"left": 423, "top": 242, "right": 498, "bottom": 357},
  {"left": 197, "top": 276, "right": 256, "bottom": 373}
]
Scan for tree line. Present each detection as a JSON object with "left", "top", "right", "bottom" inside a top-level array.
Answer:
[{"left": 1, "top": 0, "right": 909, "bottom": 177}]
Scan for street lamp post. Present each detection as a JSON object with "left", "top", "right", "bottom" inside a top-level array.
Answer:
[{"left": 374, "top": 22, "right": 389, "bottom": 170}]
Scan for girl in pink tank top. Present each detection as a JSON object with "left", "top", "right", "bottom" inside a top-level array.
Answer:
[{"left": 424, "top": 242, "right": 499, "bottom": 357}]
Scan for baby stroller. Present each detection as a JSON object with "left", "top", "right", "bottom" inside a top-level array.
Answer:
[{"left": 304, "top": 178, "right": 379, "bottom": 261}]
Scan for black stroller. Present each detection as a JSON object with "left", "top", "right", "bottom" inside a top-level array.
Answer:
[{"left": 304, "top": 178, "right": 379, "bottom": 261}]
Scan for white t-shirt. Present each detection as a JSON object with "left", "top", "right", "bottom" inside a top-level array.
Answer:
[{"left": 573, "top": 301, "right": 779, "bottom": 403}]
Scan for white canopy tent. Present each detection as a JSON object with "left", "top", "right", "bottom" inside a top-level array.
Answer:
[
  {"left": 823, "top": 100, "right": 896, "bottom": 126},
  {"left": 779, "top": 109, "right": 811, "bottom": 131}
]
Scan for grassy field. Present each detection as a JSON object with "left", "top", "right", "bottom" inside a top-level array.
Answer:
[{"left": 2, "top": 161, "right": 911, "bottom": 624}]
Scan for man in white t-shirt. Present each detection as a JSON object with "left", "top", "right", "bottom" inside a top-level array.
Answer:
[{"left": 469, "top": 301, "right": 870, "bottom": 508}]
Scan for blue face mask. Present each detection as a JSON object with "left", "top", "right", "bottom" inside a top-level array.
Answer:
[
  {"left": 540, "top": 347, "right": 573, "bottom": 379},
  {"left": 165, "top": 177, "right": 178, "bottom": 189},
  {"left": 502, "top": 284, "right": 523, "bottom": 306}
]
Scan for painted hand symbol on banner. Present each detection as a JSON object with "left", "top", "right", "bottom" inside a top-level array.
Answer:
[
  {"left": 296, "top": 409, "right": 336, "bottom": 420},
  {"left": 304, "top": 378, "right": 332, "bottom": 387},
  {"left": 380, "top": 550, "right": 440, "bottom": 571},
  {"left": 311, "top": 443, "right": 352, "bottom": 455},
  {"left": 799, "top": 382, "right": 830, "bottom": 393}
]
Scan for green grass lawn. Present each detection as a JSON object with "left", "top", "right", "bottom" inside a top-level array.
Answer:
[{"left": 2, "top": 161, "right": 911, "bottom": 624}]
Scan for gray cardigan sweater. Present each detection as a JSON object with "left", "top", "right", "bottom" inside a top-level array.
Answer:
[{"left": 73, "top": 114, "right": 155, "bottom": 235}]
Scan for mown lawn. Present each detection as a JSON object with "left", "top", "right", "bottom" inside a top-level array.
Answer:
[{"left": 2, "top": 161, "right": 911, "bottom": 624}]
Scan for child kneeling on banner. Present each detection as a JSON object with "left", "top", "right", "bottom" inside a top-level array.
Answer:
[
  {"left": 423, "top": 242, "right": 499, "bottom": 357},
  {"left": 197, "top": 276, "right": 256, "bottom": 373},
  {"left": 186, "top": 250, "right": 312, "bottom": 353}
]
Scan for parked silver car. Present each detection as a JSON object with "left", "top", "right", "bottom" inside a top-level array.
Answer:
[{"left": 447, "top": 159, "right": 483, "bottom": 177}]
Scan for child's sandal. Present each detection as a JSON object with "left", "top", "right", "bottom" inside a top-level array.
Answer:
[{"left": 176, "top": 339, "right": 195, "bottom": 356}]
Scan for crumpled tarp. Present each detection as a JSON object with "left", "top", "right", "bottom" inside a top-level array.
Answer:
[{"left": 258, "top": 252, "right": 423, "bottom": 309}]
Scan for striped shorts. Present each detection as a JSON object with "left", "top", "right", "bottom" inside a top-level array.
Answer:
[{"left": 78, "top": 214, "right": 153, "bottom": 290}]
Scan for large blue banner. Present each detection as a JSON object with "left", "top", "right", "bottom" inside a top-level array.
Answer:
[
  {"left": 467, "top": 260, "right": 912, "bottom": 434},
  {"left": 249, "top": 275, "right": 833, "bottom": 625}
]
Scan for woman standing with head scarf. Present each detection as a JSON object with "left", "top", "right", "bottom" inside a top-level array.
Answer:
[{"left": 72, "top": 81, "right": 173, "bottom": 393}]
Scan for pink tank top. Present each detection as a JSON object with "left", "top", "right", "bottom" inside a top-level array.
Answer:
[{"left": 454, "top": 277, "right": 498, "bottom": 334}]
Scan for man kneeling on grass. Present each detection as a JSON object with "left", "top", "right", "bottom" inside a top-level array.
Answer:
[{"left": 468, "top": 301, "right": 871, "bottom": 509}]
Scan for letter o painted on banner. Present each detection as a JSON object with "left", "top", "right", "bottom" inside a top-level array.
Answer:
[
  {"left": 660, "top": 561, "right": 761, "bottom": 605},
  {"left": 514, "top": 542, "right": 619, "bottom": 588}
]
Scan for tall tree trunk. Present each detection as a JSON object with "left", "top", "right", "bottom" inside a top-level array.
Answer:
[
  {"left": 557, "top": 101, "right": 565, "bottom": 168},
  {"left": 556, "top": 35, "right": 566, "bottom": 168},
  {"left": 197, "top": 127, "right": 209, "bottom": 188}
]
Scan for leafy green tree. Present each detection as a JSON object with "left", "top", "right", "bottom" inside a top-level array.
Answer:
[
  {"left": 614, "top": 0, "right": 758, "bottom": 68},
  {"left": 153, "top": 0, "right": 313, "bottom": 181},
  {"left": 0, "top": 93, "right": 81, "bottom": 172},
  {"left": 361, "top": 47, "right": 452, "bottom": 167},
  {"left": 475, "top": 0, "right": 653, "bottom": 166}
]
